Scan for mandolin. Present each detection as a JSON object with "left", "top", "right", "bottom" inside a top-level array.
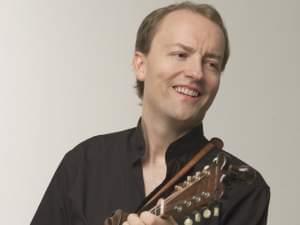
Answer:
[
  {"left": 139, "top": 152, "right": 255, "bottom": 225},
  {"left": 104, "top": 148, "right": 255, "bottom": 225}
]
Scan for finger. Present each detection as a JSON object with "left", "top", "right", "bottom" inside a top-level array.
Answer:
[
  {"left": 165, "top": 216, "right": 178, "bottom": 225},
  {"left": 127, "top": 213, "right": 145, "bottom": 225},
  {"left": 140, "top": 212, "right": 178, "bottom": 225},
  {"left": 140, "top": 211, "right": 156, "bottom": 225},
  {"left": 122, "top": 221, "right": 129, "bottom": 225}
]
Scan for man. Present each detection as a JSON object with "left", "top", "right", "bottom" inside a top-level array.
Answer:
[{"left": 31, "top": 2, "right": 270, "bottom": 225}]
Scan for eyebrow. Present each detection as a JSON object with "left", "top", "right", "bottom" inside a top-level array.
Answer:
[
  {"left": 167, "top": 43, "right": 223, "bottom": 60},
  {"left": 167, "top": 43, "right": 195, "bottom": 52},
  {"left": 204, "top": 53, "right": 223, "bottom": 61}
]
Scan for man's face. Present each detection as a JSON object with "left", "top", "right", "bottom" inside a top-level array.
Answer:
[{"left": 134, "top": 10, "right": 225, "bottom": 127}]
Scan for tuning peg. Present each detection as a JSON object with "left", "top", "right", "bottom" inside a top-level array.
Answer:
[
  {"left": 174, "top": 185, "right": 183, "bottom": 191},
  {"left": 194, "top": 171, "right": 201, "bottom": 180},
  {"left": 183, "top": 200, "right": 192, "bottom": 207},
  {"left": 202, "top": 208, "right": 212, "bottom": 219},
  {"left": 213, "top": 207, "right": 220, "bottom": 217},
  {"left": 173, "top": 205, "right": 183, "bottom": 213},
  {"left": 192, "top": 195, "right": 201, "bottom": 203},
  {"left": 213, "top": 156, "right": 219, "bottom": 164},
  {"left": 201, "top": 192, "right": 210, "bottom": 198},
  {"left": 202, "top": 165, "right": 211, "bottom": 175},
  {"left": 195, "top": 171, "right": 201, "bottom": 177},
  {"left": 184, "top": 217, "right": 193, "bottom": 225},
  {"left": 203, "top": 165, "right": 210, "bottom": 170},
  {"left": 183, "top": 181, "right": 188, "bottom": 187},
  {"left": 183, "top": 179, "right": 193, "bottom": 187},
  {"left": 193, "top": 211, "right": 201, "bottom": 223}
]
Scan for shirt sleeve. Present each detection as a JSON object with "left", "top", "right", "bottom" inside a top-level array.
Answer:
[
  {"left": 220, "top": 183, "right": 270, "bottom": 225},
  {"left": 30, "top": 155, "right": 70, "bottom": 225}
]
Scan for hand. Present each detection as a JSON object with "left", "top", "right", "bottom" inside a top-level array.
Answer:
[{"left": 122, "top": 212, "right": 177, "bottom": 225}]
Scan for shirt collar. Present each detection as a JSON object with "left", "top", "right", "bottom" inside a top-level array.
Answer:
[{"left": 129, "top": 118, "right": 208, "bottom": 164}]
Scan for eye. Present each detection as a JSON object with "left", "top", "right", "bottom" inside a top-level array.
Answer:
[
  {"left": 208, "top": 62, "right": 218, "bottom": 69},
  {"left": 177, "top": 52, "right": 188, "bottom": 58},
  {"left": 205, "top": 60, "right": 221, "bottom": 72},
  {"left": 171, "top": 51, "right": 188, "bottom": 60}
]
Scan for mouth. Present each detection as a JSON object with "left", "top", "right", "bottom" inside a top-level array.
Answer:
[{"left": 173, "top": 85, "right": 200, "bottom": 98}]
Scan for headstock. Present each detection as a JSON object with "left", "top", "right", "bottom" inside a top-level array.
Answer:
[{"left": 149, "top": 154, "right": 228, "bottom": 224}]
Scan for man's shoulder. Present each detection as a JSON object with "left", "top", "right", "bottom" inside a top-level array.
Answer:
[
  {"left": 215, "top": 149, "right": 270, "bottom": 224},
  {"left": 76, "top": 127, "right": 136, "bottom": 148},
  {"left": 219, "top": 149, "right": 269, "bottom": 190},
  {"left": 62, "top": 126, "right": 137, "bottom": 166}
]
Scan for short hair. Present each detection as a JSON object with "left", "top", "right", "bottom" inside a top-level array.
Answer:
[{"left": 134, "top": 1, "right": 230, "bottom": 98}]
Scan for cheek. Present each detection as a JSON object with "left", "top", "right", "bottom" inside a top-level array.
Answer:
[
  {"left": 202, "top": 78, "right": 219, "bottom": 110},
  {"left": 147, "top": 65, "right": 174, "bottom": 84},
  {"left": 204, "top": 75, "right": 220, "bottom": 96},
  {"left": 144, "top": 55, "right": 183, "bottom": 92}
]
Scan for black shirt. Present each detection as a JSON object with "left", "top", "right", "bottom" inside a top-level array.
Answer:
[{"left": 31, "top": 122, "right": 270, "bottom": 225}]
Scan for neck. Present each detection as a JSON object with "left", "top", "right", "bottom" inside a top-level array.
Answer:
[{"left": 141, "top": 111, "right": 191, "bottom": 164}]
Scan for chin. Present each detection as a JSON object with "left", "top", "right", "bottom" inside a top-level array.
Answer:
[{"left": 171, "top": 111, "right": 204, "bottom": 126}]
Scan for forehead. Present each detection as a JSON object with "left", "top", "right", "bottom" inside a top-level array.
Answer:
[{"left": 151, "top": 9, "right": 225, "bottom": 54}]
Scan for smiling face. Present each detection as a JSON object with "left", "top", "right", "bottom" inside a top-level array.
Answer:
[{"left": 133, "top": 9, "right": 226, "bottom": 128}]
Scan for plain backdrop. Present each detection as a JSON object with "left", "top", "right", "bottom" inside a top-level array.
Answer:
[{"left": 0, "top": 0, "right": 299, "bottom": 224}]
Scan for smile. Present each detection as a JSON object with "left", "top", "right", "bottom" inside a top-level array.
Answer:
[{"left": 173, "top": 86, "right": 200, "bottom": 97}]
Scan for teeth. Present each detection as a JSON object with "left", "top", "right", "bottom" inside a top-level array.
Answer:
[{"left": 174, "top": 86, "right": 199, "bottom": 97}]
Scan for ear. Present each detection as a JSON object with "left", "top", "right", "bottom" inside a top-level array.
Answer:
[{"left": 132, "top": 51, "right": 147, "bottom": 81}]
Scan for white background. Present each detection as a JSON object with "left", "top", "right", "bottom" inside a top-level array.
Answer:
[{"left": 0, "top": 0, "right": 299, "bottom": 224}]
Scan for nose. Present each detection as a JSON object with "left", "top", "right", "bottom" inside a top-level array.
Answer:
[{"left": 184, "top": 56, "right": 204, "bottom": 80}]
